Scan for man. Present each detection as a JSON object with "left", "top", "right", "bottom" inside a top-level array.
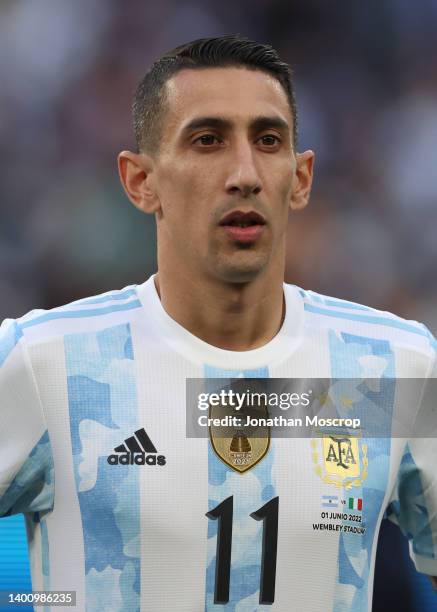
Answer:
[{"left": 0, "top": 36, "right": 436, "bottom": 611}]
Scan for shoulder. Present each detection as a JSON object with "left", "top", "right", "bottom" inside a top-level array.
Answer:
[
  {"left": 1, "top": 284, "right": 143, "bottom": 353},
  {"left": 287, "top": 283, "right": 436, "bottom": 358}
]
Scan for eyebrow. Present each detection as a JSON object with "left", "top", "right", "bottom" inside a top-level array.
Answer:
[{"left": 181, "top": 115, "right": 291, "bottom": 135}]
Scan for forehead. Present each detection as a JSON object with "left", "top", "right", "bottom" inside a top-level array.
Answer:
[{"left": 164, "top": 67, "right": 292, "bottom": 130}]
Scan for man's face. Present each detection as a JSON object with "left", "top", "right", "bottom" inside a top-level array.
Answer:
[{"left": 150, "top": 66, "right": 309, "bottom": 284}]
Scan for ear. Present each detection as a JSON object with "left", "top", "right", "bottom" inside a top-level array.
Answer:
[
  {"left": 117, "top": 150, "right": 161, "bottom": 214},
  {"left": 290, "top": 150, "right": 315, "bottom": 211}
]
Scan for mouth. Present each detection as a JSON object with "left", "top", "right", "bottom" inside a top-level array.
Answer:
[
  {"left": 219, "top": 210, "right": 266, "bottom": 227},
  {"left": 218, "top": 210, "right": 267, "bottom": 243}
]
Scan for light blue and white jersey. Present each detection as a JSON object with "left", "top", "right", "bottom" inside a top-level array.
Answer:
[{"left": 0, "top": 275, "right": 436, "bottom": 612}]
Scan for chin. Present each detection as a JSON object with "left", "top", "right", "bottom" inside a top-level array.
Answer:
[{"left": 213, "top": 255, "right": 269, "bottom": 284}]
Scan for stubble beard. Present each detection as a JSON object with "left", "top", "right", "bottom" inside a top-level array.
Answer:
[{"left": 207, "top": 243, "right": 271, "bottom": 284}]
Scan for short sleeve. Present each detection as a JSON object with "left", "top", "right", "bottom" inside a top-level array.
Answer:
[
  {"left": 0, "top": 319, "right": 55, "bottom": 517},
  {"left": 385, "top": 349, "right": 437, "bottom": 575}
]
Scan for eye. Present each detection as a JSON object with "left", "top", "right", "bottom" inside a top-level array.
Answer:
[
  {"left": 259, "top": 134, "right": 281, "bottom": 147},
  {"left": 194, "top": 134, "right": 221, "bottom": 146}
]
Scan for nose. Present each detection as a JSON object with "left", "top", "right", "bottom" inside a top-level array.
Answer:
[{"left": 224, "top": 141, "right": 262, "bottom": 197}]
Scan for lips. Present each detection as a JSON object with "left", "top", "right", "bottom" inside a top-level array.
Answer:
[
  {"left": 219, "top": 210, "right": 266, "bottom": 243},
  {"left": 219, "top": 210, "right": 266, "bottom": 227}
]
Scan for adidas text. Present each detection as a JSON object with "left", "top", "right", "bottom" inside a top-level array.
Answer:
[{"left": 107, "top": 452, "right": 166, "bottom": 466}]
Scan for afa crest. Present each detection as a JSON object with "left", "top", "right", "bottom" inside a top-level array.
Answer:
[{"left": 311, "top": 434, "right": 368, "bottom": 489}]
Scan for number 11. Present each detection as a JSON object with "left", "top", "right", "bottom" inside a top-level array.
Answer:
[{"left": 206, "top": 496, "right": 279, "bottom": 604}]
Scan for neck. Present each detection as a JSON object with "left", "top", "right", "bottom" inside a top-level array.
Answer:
[{"left": 154, "top": 265, "right": 285, "bottom": 352}]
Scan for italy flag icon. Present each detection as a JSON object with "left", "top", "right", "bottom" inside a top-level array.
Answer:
[{"left": 348, "top": 497, "right": 363, "bottom": 511}]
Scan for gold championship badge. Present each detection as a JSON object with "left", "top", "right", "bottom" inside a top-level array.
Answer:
[
  {"left": 208, "top": 383, "right": 270, "bottom": 473},
  {"left": 311, "top": 434, "right": 368, "bottom": 489}
]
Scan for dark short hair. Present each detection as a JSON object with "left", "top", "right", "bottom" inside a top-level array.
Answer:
[{"left": 132, "top": 35, "right": 298, "bottom": 154}]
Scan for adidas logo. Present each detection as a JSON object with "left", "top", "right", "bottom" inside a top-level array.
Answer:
[{"left": 107, "top": 428, "right": 166, "bottom": 466}]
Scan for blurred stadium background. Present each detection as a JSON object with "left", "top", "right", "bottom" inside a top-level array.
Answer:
[{"left": 0, "top": 1, "right": 436, "bottom": 610}]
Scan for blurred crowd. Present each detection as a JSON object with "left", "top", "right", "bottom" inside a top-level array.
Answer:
[{"left": 1, "top": 0, "right": 436, "bottom": 335}]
